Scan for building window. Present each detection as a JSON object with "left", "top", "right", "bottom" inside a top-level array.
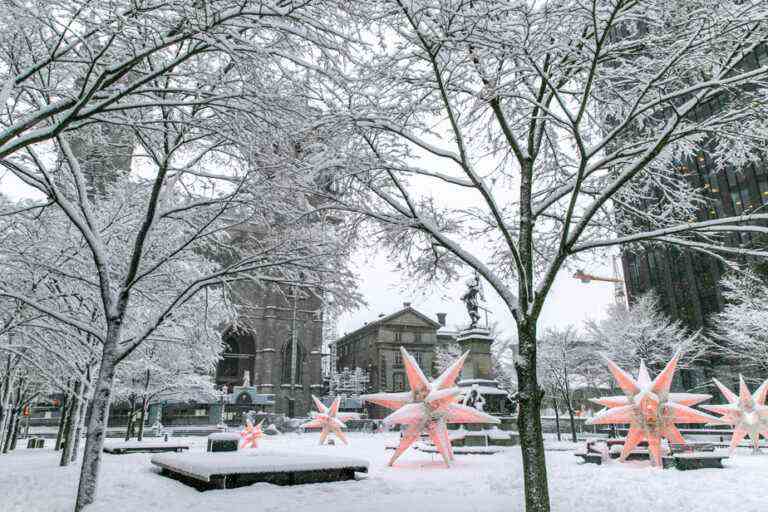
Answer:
[
  {"left": 394, "top": 331, "right": 402, "bottom": 343},
  {"left": 219, "top": 338, "right": 239, "bottom": 378},
  {"left": 627, "top": 257, "right": 641, "bottom": 292},
  {"left": 393, "top": 351, "right": 403, "bottom": 368},
  {"left": 414, "top": 332, "right": 422, "bottom": 343},
  {"left": 393, "top": 372, "right": 405, "bottom": 392},
  {"left": 413, "top": 351, "right": 423, "bottom": 367},
  {"left": 281, "top": 339, "right": 305, "bottom": 384},
  {"left": 758, "top": 175, "right": 768, "bottom": 204},
  {"left": 379, "top": 355, "right": 387, "bottom": 389}
]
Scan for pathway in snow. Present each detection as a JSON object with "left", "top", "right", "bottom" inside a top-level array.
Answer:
[{"left": 2, "top": 433, "right": 767, "bottom": 512}]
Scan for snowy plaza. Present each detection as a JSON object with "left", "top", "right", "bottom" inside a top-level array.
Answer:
[
  {"left": 5, "top": 2, "right": 768, "bottom": 511},
  {"left": 4, "top": 433, "right": 768, "bottom": 512}
]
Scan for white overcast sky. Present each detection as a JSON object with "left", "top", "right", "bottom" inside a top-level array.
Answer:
[{"left": 338, "top": 247, "right": 615, "bottom": 340}]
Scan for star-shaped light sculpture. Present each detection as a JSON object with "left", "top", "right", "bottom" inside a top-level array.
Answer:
[
  {"left": 302, "top": 395, "right": 359, "bottom": 445},
  {"left": 240, "top": 419, "right": 264, "bottom": 449},
  {"left": 586, "top": 352, "right": 719, "bottom": 467},
  {"left": 362, "top": 347, "right": 500, "bottom": 467},
  {"left": 702, "top": 375, "right": 768, "bottom": 454}
]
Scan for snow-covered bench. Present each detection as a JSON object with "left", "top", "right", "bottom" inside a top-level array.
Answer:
[
  {"left": 151, "top": 452, "right": 369, "bottom": 490},
  {"left": 662, "top": 452, "right": 728, "bottom": 470},
  {"left": 668, "top": 442, "right": 715, "bottom": 454},
  {"left": 574, "top": 451, "right": 604, "bottom": 465},
  {"left": 103, "top": 441, "right": 189, "bottom": 455}
]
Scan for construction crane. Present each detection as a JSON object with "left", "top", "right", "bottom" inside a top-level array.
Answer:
[
  {"left": 572, "top": 270, "right": 623, "bottom": 284},
  {"left": 572, "top": 256, "right": 628, "bottom": 308}
]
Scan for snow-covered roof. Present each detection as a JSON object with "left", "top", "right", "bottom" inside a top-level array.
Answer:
[{"left": 334, "top": 306, "right": 441, "bottom": 344}]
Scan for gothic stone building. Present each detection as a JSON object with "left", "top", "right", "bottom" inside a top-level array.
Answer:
[
  {"left": 334, "top": 303, "right": 450, "bottom": 418},
  {"left": 215, "top": 279, "right": 325, "bottom": 418}
]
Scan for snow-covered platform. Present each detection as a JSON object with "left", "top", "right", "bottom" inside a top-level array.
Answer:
[
  {"left": 151, "top": 451, "right": 369, "bottom": 490},
  {"left": 103, "top": 441, "right": 190, "bottom": 455}
]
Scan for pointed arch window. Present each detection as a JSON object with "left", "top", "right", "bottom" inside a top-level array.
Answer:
[
  {"left": 281, "top": 340, "right": 305, "bottom": 384},
  {"left": 219, "top": 338, "right": 239, "bottom": 378}
]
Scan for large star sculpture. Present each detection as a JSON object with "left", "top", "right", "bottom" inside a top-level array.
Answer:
[
  {"left": 302, "top": 395, "right": 358, "bottom": 445},
  {"left": 362, "top": 347, "right": 500, "bottom": 467},
  {"left": 240, "top": 419, "right": 264, "bottom": 449},
  {"left": 587, "top": 352, "right": 719, "bottom": 467},
  {"left": 702, "top": 375, "right": 768, "bottom": 454}
]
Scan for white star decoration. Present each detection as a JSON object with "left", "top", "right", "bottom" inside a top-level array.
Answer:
[
  {"left": 587, "top": 352, "right": 720, "bottom": 467},
  {"left": 362, "top": 347, "right": 499, "bottom": 467},
  {"left": 702, "top": 375, "right": 768, "bottom": 454},
  {"left": 302, "top": 395, "right": 358, "bottom": 445}
]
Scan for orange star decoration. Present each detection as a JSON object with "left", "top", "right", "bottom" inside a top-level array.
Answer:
[
  {"left": 302, "top": 395, "right": 358, "bottom": 445},
  {"left": 587, "top": 352, "right": 719, "bottom": 467},
  {"left": 362, "top": 347, "right": 500, "bottom": 467},
  {"left": 702, "top": 375, "right": 768, "bottom": 454},
  {"left": 240, "top": 419, "right": 264, "bottom": 449}
]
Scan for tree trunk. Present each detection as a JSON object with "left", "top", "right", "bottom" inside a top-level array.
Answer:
[
  {"left": 2, "top": 408, "right": 17, "bottom": 453},
  {"left": 75, "top": 344, "right": 119, "bottom": 512},
  {"left": 61, "top": 381, "right": 82, "bottom": 466},
  {"left": 9, "top": 407, "right": 21, "bottom": 451},
  {"left": 124, "top": 397, "right": 136, "bottom": 442},
  {"left": 55, "top": 392, "right": 69, "bottom": 451},
  {"left": 0, "top": 361, "right": 11, "bottom": 450},
  {"left": 552, "top": 396, "right": 561, "bottom": 442},
  {"left": 515, "top": 322, "right": 550, "bottom": 512},
  {"left": 71, "top": 395, "right": 88, "bottom": 463},
  {"left": 137, "top": 398, "right": 148, "bottom": 442},
  {"left": 564, "top": 397, "right": 578, "bottom": 443}
]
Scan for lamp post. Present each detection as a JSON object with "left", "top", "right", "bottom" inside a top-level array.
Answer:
[{"left": 217, "top": 386, "right": 228, "bottom": 430}]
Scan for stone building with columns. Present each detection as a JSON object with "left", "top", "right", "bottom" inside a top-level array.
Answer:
[{"left": 334, "top": 303, "right": 443, "bottom": 417}]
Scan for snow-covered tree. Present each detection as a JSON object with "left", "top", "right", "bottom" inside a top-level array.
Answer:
[
  {"left": 537, "top": 326, "right": 592, "bottom": 443},
  {"left": 433, "top": 342, "right": 463, "bottom": 376},
  {"left": 114, "top": 302, "right": 227, "bottom": 441},
  {"left": 325, "top": 3, "right": 768, "bottom": 509},
  {"left": 329, "top": 367, "right": 370, "bottom": 397},
  {"left": 0, "top": 2, "right": 361, "bottom": 506},
  {"left": 711, "top": 269, "right": 768, "bottom": 376},
  {"left": 584, "top": 293, "right": 705, "bottom": 375}
]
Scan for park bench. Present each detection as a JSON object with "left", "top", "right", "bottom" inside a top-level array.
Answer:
[
  {"left": 152, "top": 452, "right": 369, "bottom": 491},
  {"left": 26, "top": 438, "right": 45, "bottom": 449},
  {"left": 574, "top": 451, "right": 604, "bottom": 465},
  {"left": 662, "top": 452, "right": 728, "bottom": 470},
  {"left": 668, "top": 442, "right": 715, "bottom": 454},
  {"left": 103, "top": 441, "right": 189, "bottom": 455}
]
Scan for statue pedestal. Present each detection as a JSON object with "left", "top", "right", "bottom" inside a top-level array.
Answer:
[{"left": 456, "top": 327, "right": 494, "bottom": 380}]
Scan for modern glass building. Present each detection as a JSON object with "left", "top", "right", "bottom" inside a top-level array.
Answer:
[{"left": 622, "top": 45, "right": 768, "bottom": 333}]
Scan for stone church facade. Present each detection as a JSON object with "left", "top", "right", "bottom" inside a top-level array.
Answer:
[{"left": 215, "top": 280, "right": 325, "bottom": 418}]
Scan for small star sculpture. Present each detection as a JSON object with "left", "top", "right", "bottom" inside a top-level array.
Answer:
[
  {"left": 240, "top": 419, "right": 264, "bottom": 449},
  {"left": 587, "top": 352, "right": 720, "bottom": 467},
  {"left": 302, "top": 395, "right": 358, "bottom": 445},
  {"left": 702, "top": 375, "right": 768, "bottom": 454},
  {"left": 362, "top": 347, "right": 500, "bottom": 467}
]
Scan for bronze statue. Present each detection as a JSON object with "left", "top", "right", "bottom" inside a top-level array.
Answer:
[{"left": 460, "top": 274, "right": 482, "bottom": 328}]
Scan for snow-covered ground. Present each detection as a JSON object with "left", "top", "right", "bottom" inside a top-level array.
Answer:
[{"left": 3, "top": 432, "right": 768, "bottom": 512}]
